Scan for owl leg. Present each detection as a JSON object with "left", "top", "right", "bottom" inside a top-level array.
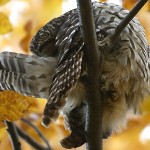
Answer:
[
  {"left": 60, "top": 103, "right": 87, "bottom": 149},
  {"left": 60, "top": 102, "right": 112, "bottom": 149}
]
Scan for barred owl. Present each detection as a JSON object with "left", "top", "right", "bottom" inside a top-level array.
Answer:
[{"left": 0, "top": 1, "right": 150, "bottom": 149}]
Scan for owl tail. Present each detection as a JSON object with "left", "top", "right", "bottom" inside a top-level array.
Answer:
[{"left": 0, "top": 52, "right": 57, "bottom": 98}]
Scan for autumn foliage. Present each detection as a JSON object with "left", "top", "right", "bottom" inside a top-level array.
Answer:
[{"left": 0, "top": 0, "right": 150, "bottom": 150}]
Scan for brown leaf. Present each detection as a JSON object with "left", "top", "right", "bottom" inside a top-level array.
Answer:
[{"left": 20, "top": 20, "right": 33, "bottom": 53}]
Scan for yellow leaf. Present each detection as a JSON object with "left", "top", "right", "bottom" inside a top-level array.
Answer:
[
  {"left": 140, "top": 96, "right": 150, "bottom": 114},
  {"left": 0, "top": 91, "right": 36, "bottom": 122},
  {"left": 0, "top": 0, "right": 9, "bottom": 6},
  {"left": 103, "top": 114, "right": 150, "bottom": 150},
  {"left": 0, "top": 12, "right": 12, "bottom": 35}
]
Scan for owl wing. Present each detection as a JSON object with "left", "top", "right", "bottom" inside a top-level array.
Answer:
[
  {"left": 30, "top": 9, "right": 77, "bottom": 57},
  {"left": 42, "top": 10, "right": 85, "bottom": 127},
  {"left": 0, "top": 52, "right": 57, "bottom": 98}
]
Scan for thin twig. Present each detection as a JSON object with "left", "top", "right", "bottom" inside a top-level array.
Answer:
[
  {"left": 76, "top": 0, "right": 102, "bottom": 150},
  {"left": 16, "top": 125, "right": 51, "bottom": 150},
  {"left": 21, "top": 118, "right": 51, "bottom": 150},
  {"left": 112, "top": 0, "right": 148, "bottom": 46},
  {"left": 4, "top": 121, "right": 21, "bottom": 150}
]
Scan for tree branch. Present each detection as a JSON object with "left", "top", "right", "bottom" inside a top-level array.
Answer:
[
  {"left": 112, "top": 0, "right": 148, "bottom": 47},
  {"left": 16, "top": 125, "right": 51, "bottom": 150},
  {"left": 4, "top": 121, "right": 21, "bottom": 150},
  {"left": 76, "top": 1, "right": 102, "bottom": 150},
  {"left": 76, "top": 0, "right": 148, "bottom": 150},
  {"left": 21, "top": 118, "right": 52, "bottom": 150}
]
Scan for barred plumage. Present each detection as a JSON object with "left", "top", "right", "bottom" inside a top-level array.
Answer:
[
  {"left": 0, "top": 52, "right": 57, "bottom": 98},
  {"left": 0, "top": 1, "right": 150, "bottom": 149}
]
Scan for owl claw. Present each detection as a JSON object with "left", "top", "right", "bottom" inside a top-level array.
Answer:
[
  {"left": 60, "top": 130, "right": 86, "bottom": 149},
  {"left": 102, "top": 130, "right": 112, "bottom": 139}
]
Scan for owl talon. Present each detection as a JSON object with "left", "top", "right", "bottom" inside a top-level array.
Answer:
[
  {"left": 60, "top": 130, "right": 86, "bottom": 149},
  {"left": 102, "top": 130, "right": 112, "bottom": 139}
]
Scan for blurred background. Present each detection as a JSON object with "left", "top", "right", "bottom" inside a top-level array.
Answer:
[{"left": 0, "top": 0, "right": 150, "bottom": 150}]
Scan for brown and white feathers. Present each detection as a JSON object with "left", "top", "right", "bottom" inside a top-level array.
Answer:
[{"left": 0, "top": 1, "right": 150, "bottom": 149}]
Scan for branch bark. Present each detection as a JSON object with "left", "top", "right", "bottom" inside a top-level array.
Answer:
[
  {"left": 4, "top": 121, "right": 21, "bottom": 150},
  {"left": 21, "top": 118, "right": 52, "bottom": 150},
  {"left": 76, "top": 1, "right": 102, "bottom": 150},
  {"left": 111, "top": 0, "right": 148, "bottom": 47},
  {"left": 76, "top": 0, "right": 148, "bottom": 150},
  {"left": 16, "top": 125, "right": 51, "bottom": 150}
]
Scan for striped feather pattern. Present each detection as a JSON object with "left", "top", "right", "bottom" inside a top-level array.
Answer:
[
  {"left": 39, "top": 2, "right": 150, "bottom": 129},
  {"left": 30, "top": 9, "right": 77, "bottom": 57},
  {"left": 42, "top": 49, "right": 83, "bottom": 127},
  {"left": 0, "top": 52, "right": 57, "bottom": 98},
  {"left": 1, "top": 2, "right": 149, "bottom": 148}
]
